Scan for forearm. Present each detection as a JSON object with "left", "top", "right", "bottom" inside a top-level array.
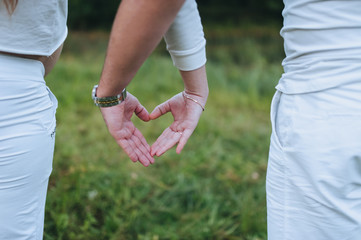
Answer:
[
  {"left": 180, "top": 65, "right": 209, "bottom": 104},
  {"left": 97, "top": 0, "right": 186, "bottom": 97}
]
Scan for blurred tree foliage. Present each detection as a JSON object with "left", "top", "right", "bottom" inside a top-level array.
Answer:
[
  {"left": 68, "top": 0, "right": 284, "bottom": 30},
  {"left": 68, "top": 0, "right": 119, "bottom": 30},
  {"left": 197, "top": 0, "right": 283, "bottom": 26}
]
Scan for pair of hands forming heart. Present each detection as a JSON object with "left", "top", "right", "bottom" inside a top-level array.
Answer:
[{"left": 99, "top": 91, "right": 205, "bottom": 167}]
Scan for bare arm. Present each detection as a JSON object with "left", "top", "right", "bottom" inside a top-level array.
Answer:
[
  {"left": 180, "top": 66, "right": 209, "bottom": 102},
  {"left": 96, "top": 0, "right": 186, "bottom": 97}
]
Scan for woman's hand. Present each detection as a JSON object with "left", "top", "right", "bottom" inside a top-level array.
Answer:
[
  {"left": 149, "top": 91, "right": 206, "bottom": 156},
  {"left": 99, "top": 93, "right": 154, "bottom": 167}
]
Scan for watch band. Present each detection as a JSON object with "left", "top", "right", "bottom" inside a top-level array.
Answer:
[{"left": 92, "top": 85, "right": 127, "bottom": 107}]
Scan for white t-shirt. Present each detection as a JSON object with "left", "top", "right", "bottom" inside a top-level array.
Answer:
[
  {"left": 164, "top": 0, "right": 206, "bottom": 71},
  {"left": 0, "top": 0, "right": 68, "bottom": 57},
  {"left": 277, "top": 0, "right": 361, "bottom": 94}
]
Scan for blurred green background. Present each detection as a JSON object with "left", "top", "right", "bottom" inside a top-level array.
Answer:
[{"left": 44, "top": 1, "right": 285, "bottom": 239}]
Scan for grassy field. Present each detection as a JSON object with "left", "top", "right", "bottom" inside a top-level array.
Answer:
[{"left": 43, "top": 26, "right": 284, "bottom": 240}]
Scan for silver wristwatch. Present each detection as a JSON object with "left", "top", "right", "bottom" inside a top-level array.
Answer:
[{"left": 92, "top": 85, "right": 127, "bottom": 107}]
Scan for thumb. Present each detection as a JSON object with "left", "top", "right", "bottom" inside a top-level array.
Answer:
[
  {"left": 150, "top": 101, "right": 171, "bottom": 120},
  {"left": 134, "top": 103, "right": 150, "bottom": 122}
]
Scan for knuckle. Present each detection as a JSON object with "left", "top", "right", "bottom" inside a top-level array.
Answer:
[{"left": 135, "top": 107, "right": 144, "bottom": 115}]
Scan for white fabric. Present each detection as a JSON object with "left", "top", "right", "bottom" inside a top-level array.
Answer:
[
  {"left": 0, "top": 0, "right": 68, "bottom": 56},
  {"left": 277, "top": 0, "right": 361, "bottom": 94},
  {"left": 164, "top": 0, "right": 206, "bottom": 71},
  {"left": 268, "top": 1, "right": 361, "bottom": 239},
  {"left": 0, "top": 54, "right": 57, "bottom": 239},
  {"left": 267, "top": 84, "right": 361, "bottom": 240}
]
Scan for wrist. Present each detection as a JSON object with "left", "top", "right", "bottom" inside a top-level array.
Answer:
[
  {"left": 184, "top": 87, "right": 208, "bottom": 104},
  {"left": 92, "top": 85, "right": 127, "bottom": 107},
  {"left": 184, "top": 87, "right": 208, "bottom": 99},
  {"left": 182, "top": 91, "right": 206, "bottom": 111},
  {"left": 96, "top": 81, "right": 127, "bottom": 98}
]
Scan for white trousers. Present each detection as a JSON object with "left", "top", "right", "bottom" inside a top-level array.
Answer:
[
  {"left": 0, "top": 54, "right": 57, "bottom": 240},
  {"left": 267, "top": 83, "right": 361, "bottom": 240}
]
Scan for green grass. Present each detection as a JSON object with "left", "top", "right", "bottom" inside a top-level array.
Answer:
[{"left": 44, "top": 27, "right": 284, "bottom": 240}]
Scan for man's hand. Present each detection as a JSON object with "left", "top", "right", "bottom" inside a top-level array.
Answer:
[{"left": 99, "top": 93, "right": 154, "bottom": 167}]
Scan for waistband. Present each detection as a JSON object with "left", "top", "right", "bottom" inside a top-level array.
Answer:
[{"left": 0, "top": 53, "right": 45, "bottom": 82}]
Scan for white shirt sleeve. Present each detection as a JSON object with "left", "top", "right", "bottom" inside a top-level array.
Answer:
[{"left": 164, "top": 0, "right": 206, "bottom": 71}]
